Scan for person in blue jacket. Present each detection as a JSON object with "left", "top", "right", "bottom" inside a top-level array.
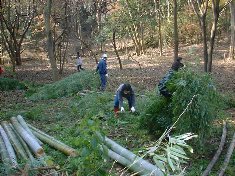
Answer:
[
  {"left": 114, "top": 83, "right": 136, "bottom": 117},
  {"left": 96, "top": 53, "right": 108, "bottom": 91},
  {"left": 158, "top": 57, "right": 184, "bottom": 98}
]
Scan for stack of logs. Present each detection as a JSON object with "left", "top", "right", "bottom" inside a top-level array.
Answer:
[
  {"left": 0, "top": 115, "right": 163, "bottom": 176},
  {"left": 0, "top": 115, "right": 77, "bottom": 175}
]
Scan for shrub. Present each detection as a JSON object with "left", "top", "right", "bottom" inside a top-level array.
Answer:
[
  {"left": 29, "top": 71, "right": 100, "bottom": 101},
  {"left": 68, "top": 117, "right": 109, "bottom": 175},
  {"left": 0, "top": 78, "right": 27, "bottom": 91}
]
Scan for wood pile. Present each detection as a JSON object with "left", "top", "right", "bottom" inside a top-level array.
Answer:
[
  {"left": 0, "top": 115, "right": 77, "bottom": 175},
  {"left": 0, "top": 114, "right": 163, "bottom": 176}
]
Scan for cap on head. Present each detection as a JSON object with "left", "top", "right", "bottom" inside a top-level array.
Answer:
[
  {"left": 171, "top": 57, "right": 184, "bottom": 71},
  {"left": 123, "top": 83, "right": 131, "bottom": 91},
  {"left": 102, "top": 53, "right": 107, "bottom": 58},
  {"left": 176, "top": 57, "right": 182, "bottom": 62}
]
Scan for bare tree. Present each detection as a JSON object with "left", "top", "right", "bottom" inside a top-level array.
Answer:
[
  {"left": 173, "top": 0, "right": 179, "bottom": 60},
  {"left": 154, "top": 0, "right": 163, "bottom": 56},
  {"left": 44, "top": 0, "right": 59, "bottom": 81},
  {"left": 190, "top": 0, "right": 231, "bottom": 72},
  {"left": 112, "top": 29, "right": 122, "bottom": 69},
  {"left": 229, "top": 0, "right": 235, "bottom": 59},
  {"left": 0, "top": 0, "right": 36, "bottom": 71}
]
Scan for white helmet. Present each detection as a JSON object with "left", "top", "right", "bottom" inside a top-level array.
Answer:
[{"left": 102, "top": 53, "right": 107, "bottom": 58}]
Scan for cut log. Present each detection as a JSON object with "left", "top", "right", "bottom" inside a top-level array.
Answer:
[
  {"left": 9, "top": 124, "right": 35, "bottom": 162},
  {"left": 0, "top": 124, "right": 18, "bottom": 168},
  {"left": 1, "top": 121, "right": 28, "bottom": 161},
  {"left": 16, "top": 115, "right": 43, "bottom": 145},
  {"left": 202, "top": 121, "right": 227, "bottom": 176},
  {"left": 10, "top": 117, "right": 44, "bottom": 157},
  {"left": 101, "top": 145, "right": 154, "bottom": 175},
  {"left": 0, "top": 134, "right": 11, "bottom": 170},
  {"left": 97, "top": 132, "right": 164, "bottom": 176},
  {"left": 28, "top": 124, "right": 77, "bottom": 157},
  {"left": 218, "top": 132, "right": 235, "bottom": 176}
]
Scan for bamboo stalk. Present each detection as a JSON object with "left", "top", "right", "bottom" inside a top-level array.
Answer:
[
  {"left": 10, "top": 117, "right": 44, "bottom": 157},
  {"left": 202, "top": 121, "right": 227, "bottom": 176},
  {"left": 16, "top": 115, "right": 43, "bottom": 146},
  {"left": 28, "top": 124, "right": 77, "bottom": 157},
  {"left": 97, "top": 132, "right": 163, "bottom": 176},
  {"left": 0, "top": 124, "right": 18, "bottom": 168},
  {"left": 101, "top": 145, "right": 151, "bottom": 175},
  {"left": 1, "top": 121, "right": 28, "bottom": 161},
  {"left": 9, "top": 124, "right": 35, "bottom": 162},
  {"left": 0, "top": 135, "right": 11, "bottom": 175},
  {"left": 218, "top": 132, "right": 235, "bottom": 176}
]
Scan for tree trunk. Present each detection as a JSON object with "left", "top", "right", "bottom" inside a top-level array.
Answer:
[
  {"left": 190, "top": 0, "right": 209, "bottom": 72},
  {"left": 201, "top": 17, "right": 209, "bottom": 72},
  {"left": 44, "top": 0, "right": 59, "bottom": 81},
  {"left": 173, "top": 0, "right": 179, "bottom": 60},
  {"left": 157, "top": 0, "right": 163, "bottom": 56},
  {"left": 208, "top": 0, "right": 220, "bottom": 72},
  {"left": 229, "top": 0, "right": 235, "bottom": 59},
  {"left": 112, "top": 29, "right": 122, "bottom": 69}
]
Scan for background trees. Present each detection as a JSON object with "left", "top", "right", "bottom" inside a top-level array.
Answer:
[
  {"left": 0, "top": 0, "right": 36, "bottom": 71},
  {"left": 0, "top": 0, "right": 233, "bottom": 75}
]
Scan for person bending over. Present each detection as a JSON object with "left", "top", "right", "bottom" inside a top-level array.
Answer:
[{"left": 114, "top": 83, "right": 136, "bottom": 117}]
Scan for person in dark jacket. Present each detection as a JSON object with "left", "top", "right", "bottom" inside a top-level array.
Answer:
[
  {"left": 114, "top": 83, "right": 136, "bottom": 117},
  {"left": 96, "top": 53, "right": 108, "bottom": 91},
  {"left": 158, "top": 57, "right": 184, "bottom": 98}
]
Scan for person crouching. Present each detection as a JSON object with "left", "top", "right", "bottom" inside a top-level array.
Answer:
[{"left": 114, "top": 83, "right": 136, "bottom": 117}]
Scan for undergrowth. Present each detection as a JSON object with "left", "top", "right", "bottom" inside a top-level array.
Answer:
[
  {"left": 0, "top": 78, "right": 27, "bottom": 91},
  {"left": 29, "top": 71, "right": 99, "bottom": 101}
]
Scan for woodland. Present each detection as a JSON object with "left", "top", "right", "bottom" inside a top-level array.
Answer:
[{"left": 0, "top": 0, "right": 235, "bottom": 176}]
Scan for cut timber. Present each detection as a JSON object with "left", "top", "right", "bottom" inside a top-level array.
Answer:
[
  {"left": 97, "top": 132, "right": 164, "bottom": 176},
  {"left": 10, "top": 117, "right": 44, "bottom": 157},
  {"left": 1, "top": 121, "right": 28, "bottom": 160},
  {"left": 0, "top": 125, "right": 18, "bottom": 168},
  {"left": 101, "top": 145, "right": 154, "bottom": 175},
  {"left": 28, "top": 124, "right": 77, "bottom": 157},
  {"left": 202, "top": 121, "right": 227, "bottom": 176},
  {"left": 0, "top": 135, "right": 11, "bottom": 175},
  {"left": 218, "top": 132, "right": 235, "bottom": 176},
  {"left": 9, "top": 124, "right": 35, "bottom": 162},
  {"left": 16, "top": 115, "right": 43, "bottom": 145}
]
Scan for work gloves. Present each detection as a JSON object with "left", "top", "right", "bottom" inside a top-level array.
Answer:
[
  {"left": 120, "top": 107, "right": 136, "bottom": 113},
  {"left": 131, "top": 107, "right": 135, "bottom": 113},
  {"left": 120, "top": 107, "right": 125, "bottom": 112}
]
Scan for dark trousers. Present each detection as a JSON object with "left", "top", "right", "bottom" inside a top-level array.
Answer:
[
  {"left": 114, "top": 94, "right": 132, "bottom": 108},
  {"left": 160, "top": 90, "right": 172, "bottom": 98},
  {"left": 77, "top": 65, "right": 84, "bottom": 71},
  {"left": 100, "top": 74, "right": 107, "bottom": 91}
]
